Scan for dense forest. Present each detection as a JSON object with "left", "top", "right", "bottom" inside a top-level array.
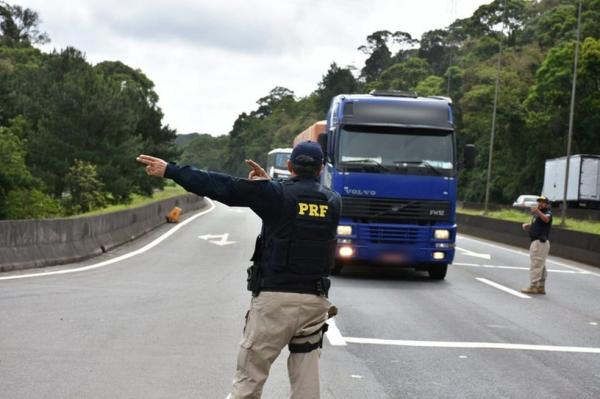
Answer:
[
  {"left": 2, "top": 0, "right": 599, "bottom": 219},
  {"left": 0, "top": 1, "right": 178, "bottom": 219},
  {"left": 180, "top": 0, "right": 600, "bottom": 202}
]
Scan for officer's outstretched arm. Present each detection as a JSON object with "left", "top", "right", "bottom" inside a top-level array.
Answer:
[{"left": 137, "top": 155, "right": 279, "bottom": 218}]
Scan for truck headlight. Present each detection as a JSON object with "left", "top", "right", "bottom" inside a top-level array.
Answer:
[
  {"left": 434, "top": 229, "right": 450, "bottom": 240},
  {"left": 339, "top": 246, "right": 354, "bottom": 258},
  {"left": 337, "top": 225, "right": 353, "bottom": 236}
]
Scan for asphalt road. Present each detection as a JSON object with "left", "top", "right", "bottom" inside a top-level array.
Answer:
[{"left": 1, "top": 200, "right": 599, "bottom": 399}]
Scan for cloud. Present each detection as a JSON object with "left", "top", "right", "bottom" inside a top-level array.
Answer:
[
  {"left": 92, "top": 2, "right": 290, "bottom": 54},
  {"left": 20, "top": 0, "right": 491, "bottom": 135}
]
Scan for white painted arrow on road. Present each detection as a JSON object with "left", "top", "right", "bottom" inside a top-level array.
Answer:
[
  {"left": 455, "top": 246, "right": 491, "bottom": 260},
  {"left": 198, "top": 233, "right": 236, "bottom": 246}
]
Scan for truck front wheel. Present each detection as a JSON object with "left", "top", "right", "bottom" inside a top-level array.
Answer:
[{"left": 428, "top": 264, "right": 448, "bottom": 280}]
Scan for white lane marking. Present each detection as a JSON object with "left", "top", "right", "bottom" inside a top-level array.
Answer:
[
  {"left": 342, "top": 337, "right": 600, "bottom": 354},
  {"left": 351, "top": 375, "right": 363, "bottom": 379},
  {"left": 454, "top": 262, "right": 583, "bottom": 274},
  {"left": 0, "top": 199, "right": 217, "bottom": 281},
  {"left": 457, "top": 234, "right": 600, "bottom": 277},
  {"left": 476, "top": 277, "right": 531, "bottom": 299},
  {"left": 325, "top": 317, "right": 347, "bottom": 346},
  {"left": 455, "top": 246, "right": 491, "bottom": 260},
  {"left": 198, "top": 233, "right": 236, "bottom": 246},
  {"left": 590, "top": 322, "right": 598, "bottom": 326},
  {"left": 452, "top": 262, "right": 480, "bottom": 267}
]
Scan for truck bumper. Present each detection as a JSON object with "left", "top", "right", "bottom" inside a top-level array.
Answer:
[{"left": 336, "top": 222, "right": 456, "bottom": 266}]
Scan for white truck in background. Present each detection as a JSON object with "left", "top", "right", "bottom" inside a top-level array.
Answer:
[
  {"left": 266, "top": 148, "right": 292, "bottom": 180},
  {"left": 542, "top": 154, "right": 600, "bottom": 208}
]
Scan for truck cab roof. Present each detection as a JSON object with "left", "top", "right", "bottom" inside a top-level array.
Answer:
[{"left": 328, "top": 92, "right": 454, "bottom": 131}]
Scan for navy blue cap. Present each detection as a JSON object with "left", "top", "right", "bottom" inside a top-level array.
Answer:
[{"left": 291, "top": 141, "right": 323, "bottom": 165}]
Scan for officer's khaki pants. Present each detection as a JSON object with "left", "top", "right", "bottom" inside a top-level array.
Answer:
[
  {"left": 529, "top": 240, "right": 550, "bottom": 287},
  {"left": 229, "top": 292, "right": 330, "bottom": 399}
]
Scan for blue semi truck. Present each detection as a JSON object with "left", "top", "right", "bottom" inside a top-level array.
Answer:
[{"left": 297, "top": 90, "right": 473, "bottom": 279}]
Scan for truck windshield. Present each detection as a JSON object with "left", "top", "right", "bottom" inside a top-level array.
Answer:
[
  {"left": 268, "top": 152, "right": 290, "bottom": 169},
  {"left": 338, "top": 125, "right": 454, "bottom": 175},
  {"left": 274, "top": 153, "right": 289, "bottom": 169}
]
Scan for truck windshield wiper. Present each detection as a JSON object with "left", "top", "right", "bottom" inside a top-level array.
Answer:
[
  {"left": 342, "top": 159, "right": 390, "bottom": 172},
  {"left": 393, "top": 160, "right": 443, "bottom": 176}
]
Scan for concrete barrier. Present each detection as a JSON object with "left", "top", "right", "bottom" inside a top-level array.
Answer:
[
  {"left": 457, "top": 213, "right": 600, "bottom": 267},
  {"left": 0, "top": 194, "right": 206, "bottom": 272}
]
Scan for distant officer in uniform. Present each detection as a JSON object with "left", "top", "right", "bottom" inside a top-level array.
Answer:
[
  {"left": 136, "top": 141, "right": 341, "bottom": 399},
  {"left": 521, "top": 196, "right": 552, "bottom": 295}
]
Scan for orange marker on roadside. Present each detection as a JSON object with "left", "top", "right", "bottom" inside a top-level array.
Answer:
[{"left": 166, "top": 206, "right": 181, "bottom": 223}]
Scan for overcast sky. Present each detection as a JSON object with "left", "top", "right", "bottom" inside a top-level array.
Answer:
[{"left": 21, "top": 0, "right": 490, "bottom": 136}]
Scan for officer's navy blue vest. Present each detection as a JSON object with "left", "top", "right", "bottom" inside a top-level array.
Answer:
[
  {"left": 529, "top": 208, "right": 552, "bottom": 242},
  {"left": 257, "top": 177, "right": 340, "bottom": 295}
]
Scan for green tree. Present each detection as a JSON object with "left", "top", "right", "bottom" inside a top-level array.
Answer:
[
  {"left": 315, "top": 62, "right": 357, "bottom": 113},
  {"left": 372, "top": 57, "right": 432, "bottom": 91},
  {"left": 0, "top": 1, "right": 48, "bottom": 47},
  {"left": 418, "top": 29, "right": 453, "bottom": 75},
  {"left": 63, "top": 160, "right": 106, "bottom": 214},
  {"left": 525, "top": 37, "right": 600, "bottom": 174},
  {"left": 0, "top": 117, "right": 61, "bottom": 219},
  {"left": 414, "top": 75, "right": 445, "bottom": 96},
  {"left": 180, "top": 134, "right": 229, "bottom": 172},
  {"left": 358, "top": 30, "right": 393, "bottom": 82}
]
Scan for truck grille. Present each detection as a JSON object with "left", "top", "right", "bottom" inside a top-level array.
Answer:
[
  {"left": 341, "top": 197, "right": 450, "bottom": 223},
  {"left": 359, "top": 225, "right": 429, "bottom": 244}
]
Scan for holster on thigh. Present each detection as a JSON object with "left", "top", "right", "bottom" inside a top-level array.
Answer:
[{"left": 288, "top": 323, "right": 329, "bottom": 353}]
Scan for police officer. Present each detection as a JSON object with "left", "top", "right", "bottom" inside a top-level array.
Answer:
[
  {"left": 136, "top": 141, "right": 341, "bottom": 399},
  {"left": 521, "top": 196, "right": 552, "bottom": 295}
]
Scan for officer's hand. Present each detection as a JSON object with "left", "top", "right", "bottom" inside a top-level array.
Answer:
[
  {"left": 522, "top": 223, "right": 531, "bottom": 232},
  {"left": 530, "top": 206, "right": 539, "bottom": 214},
  {"left": 245, "top": 159, "right": 270, "bottom": 181},
  {"left": 136, "top": 154, "right": 167, "bottom": 178}
]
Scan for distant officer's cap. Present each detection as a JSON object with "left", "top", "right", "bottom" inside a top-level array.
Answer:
[
  {"left": 291, "top": 141, "right": 323, "bottom": 165},
  {"left": 537, "top": 196, "right": 550, "bottom": 203}
]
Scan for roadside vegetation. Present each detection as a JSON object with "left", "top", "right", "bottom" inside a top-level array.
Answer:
[
  {"left": 458, "top": 206, "right": 600, "bottom": 235},
  {"left": 77, "top": 184, "right": 186, "bottom": 218}
]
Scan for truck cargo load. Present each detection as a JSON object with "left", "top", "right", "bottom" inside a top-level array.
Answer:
[{"left": 293, "top": 121, "right": 326, "bottom": 147}]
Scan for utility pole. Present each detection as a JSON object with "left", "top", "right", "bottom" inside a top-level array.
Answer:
[
  {"left": 483, "top": 0, "right": 507, "bottom": 215},
  {"left": 560, "top": 0, "right": 582, "bottom": 226}
]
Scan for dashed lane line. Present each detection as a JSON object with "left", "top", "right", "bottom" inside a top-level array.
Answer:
[
  {"left": 475, "top": 277, "right": 531, "bottom": 299},
  {"left": 457, "top": 234, "right": 600, "bottom": 277},
  {"left": 0, "top": 199, "right": 216, "bottom": 282},
  {"left": 454, "top": 262, "right": 584, "bottom": 274}
]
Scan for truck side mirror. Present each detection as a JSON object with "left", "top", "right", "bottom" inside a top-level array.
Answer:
[
  {"left": 463, "top": 144, "right": 476, "bottom": 170},
  {"left": 318, "top": 133, "right": 328, "bottom": 163}
]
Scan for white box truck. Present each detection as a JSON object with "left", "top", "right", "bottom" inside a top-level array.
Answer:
[{"left": 542, "top": 154, "right": 600, "bottom": 208}]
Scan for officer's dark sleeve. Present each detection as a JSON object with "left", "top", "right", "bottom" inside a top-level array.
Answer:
[{"left": 164, "top": 163, "right": 279, "bottom": 219}]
